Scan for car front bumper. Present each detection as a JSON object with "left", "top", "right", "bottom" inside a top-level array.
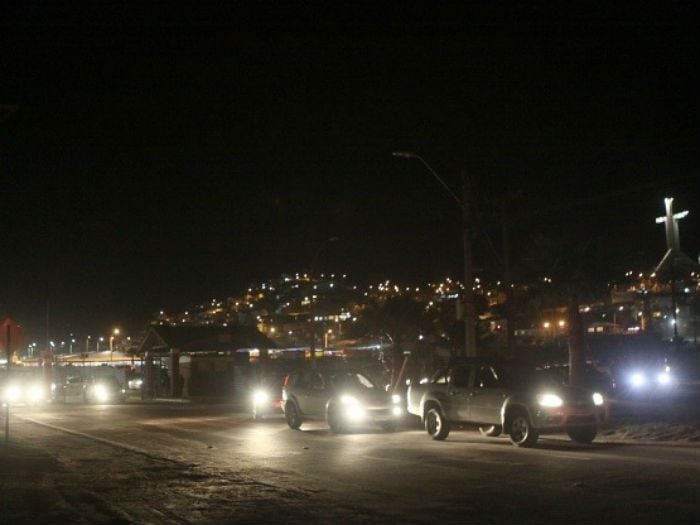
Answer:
[{"left": 533, "top": 405, "right": 606, "bottom": 431}]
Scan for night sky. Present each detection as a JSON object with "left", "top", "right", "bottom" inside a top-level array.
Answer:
[{"left": 2, "top": 4, "right": 698, "bottom": 339}]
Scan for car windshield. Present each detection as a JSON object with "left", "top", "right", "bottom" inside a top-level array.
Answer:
[
  {"left": 330, "top": 372, "right": 376, "bottom": 390},
  {"left": 497, "top": 365, "right": 563, "bottom": 388}
]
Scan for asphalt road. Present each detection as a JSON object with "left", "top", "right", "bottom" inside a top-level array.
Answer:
[{"left": 10, "top": 403, "right": 700, "bottom": 524}]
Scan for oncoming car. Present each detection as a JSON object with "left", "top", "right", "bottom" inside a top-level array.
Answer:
[
  {"left": 249, "top": 372, "right": 286, "bottom": 419},
  {"left": 83, "top": 376, "right": 127, "bottom": 404},
  {"left": 407, "top": 358, "right": 607, "bottom": 447},
  {"left": 53, "top": 375, "right": 127, "bottom": 404},
  {"left": 2, "top": 379, "right": 48, "bottom": 406},
  {"left": 282, "top": 369, "right": 403, "bottom": 433}
]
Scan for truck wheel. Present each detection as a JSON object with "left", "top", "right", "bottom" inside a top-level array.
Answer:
[
  {"left": 508, "top": 411, "right": 539, "bottom": 447},
  {"left": 425, "top": 407, "right": 450, "bottom": 440},
  {"left": 284, "top": 401, "right": 302, "bottom": 430},
  {"left": 567, "top": 426, "right": 597, "bottom": 444},
  {"left": 478, "top": 425, "right": 502, "bottom": 437}
]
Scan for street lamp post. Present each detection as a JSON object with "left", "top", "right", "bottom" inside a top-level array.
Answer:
[
  {"left": 85, "top": 335, "right": 91, "bottom": 354},
  {"left": 393, "top": 151, "right": 476, "bottom": 357},
  {"left": 110, "top": 328, "right": 120, "bottom": 363}
]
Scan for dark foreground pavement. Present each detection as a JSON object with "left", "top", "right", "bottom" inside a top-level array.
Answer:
[{"left": 1, "top": 403, "right": 700, "bottom": 524}]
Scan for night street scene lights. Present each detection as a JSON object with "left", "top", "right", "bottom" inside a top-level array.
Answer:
[{"left": 392, "top": 151, "right": 476, "bottom": 357}]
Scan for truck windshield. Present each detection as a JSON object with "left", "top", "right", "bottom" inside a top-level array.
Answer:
[
  {"left": 331, "top": 372, "right": 376, "bottom": 390},
  {"left": 498, "top": 365, "right": 563, "bottom": 388}
]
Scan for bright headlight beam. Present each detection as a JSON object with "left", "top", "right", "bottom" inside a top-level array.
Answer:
[
  {"left": 252, "top": 390, "right": 270, "bottom": 405},
  {"left": 27, "top": 384, "right": 44, "bottom": 403},
  {"left": 630, "top": 372, "right": 646, "bottom": 387},
  {"left": 592, "top": 392, "right": 604, "bottom": 406},
  {"left": 5, "top": 385, "right": 22, "bottom": 404},
  {"left": 537, "top": 393, "right": 563, "bottom": 408},
  {"left": 657, "top": 372, "right": 671, "bottom": 386},
  {"left": 340, "top": 394, "right": 359, "bottom": 405},
  {"left": 94, "top": 384, "right": 110, "bottom": 403},
  {"left": 391, "top": 394, "right": 401, "bottom": 404}
]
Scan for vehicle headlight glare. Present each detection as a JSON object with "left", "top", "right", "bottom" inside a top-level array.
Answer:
[
  {"left": 252, "top": 390, "right": 270, "bottom": 405},
  {"left": 537, "top": 393, "right": 563, "bottom": 408},
  {"left": 5, "top": 385, "right": 21, "bottom": 403},
  {"left": 94, "top": 384, "right": 110, "bottom": 402},
  {"left": 630, "top": 372, "right": 646, "bottom": 387},
  {"left": 592, "top": 392, "right": 604, "bottom": 406},
  {"left": 391, "top": 394, "right": 401, "bottom": 404},
  {"left": 344, "top": 404, "right": 365, "bottom": 421},
  {"left": 657, "top": 372, "right": 671, "bottom": 386},
  {"left": 27, "top": 384, "right": 44, "bottom": 403},
  {"left": 392, "top": 406, "right": 403, "bottom": 416},
  {"left": 340, "top": 394, "right": 359, "bottom": 406}
]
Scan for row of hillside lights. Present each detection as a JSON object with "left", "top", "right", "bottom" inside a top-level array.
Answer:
[
  {"left": 340, "top": 394, "right": 403, "bottom": 422},
  {"left": 629, "top": 366, "right": 673, "bottom": 388},
  {"left": 537, "top": 392, "right": 605, "bottom": 408}
]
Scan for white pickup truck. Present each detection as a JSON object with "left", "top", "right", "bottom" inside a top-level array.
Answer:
[{"left": 407, "top": 358, "right": 606, "bottom": 447}]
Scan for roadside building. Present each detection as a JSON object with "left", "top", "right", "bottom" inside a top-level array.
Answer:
[{"left": 138, "top": 325, "right": 275, "bottom": 398}]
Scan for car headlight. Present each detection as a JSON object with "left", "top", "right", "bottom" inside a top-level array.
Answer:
[
  {"left": 5, "top": 385, "right": 22, "bottom": 404},
  {"left": 27, "top": 384, "right": 44, "bottom": 403},
  {"left": 592, "top": 392, "right": 604, "bottom": 406},
  {"left": 340, "top": 394, "right": 360, "bottom": 406},
  {"left": 391, "top": 394, "right": 401, "bottom": 405},
  {"left": 252, "top": 390, "right": 270, "bottom": 405},
  {"left": 537, "top": 393, "right": 563, "bottom": 408},
  {"left": 339, "top": 395, "right": 365, "bottom": 421},
  {"left": 392, "top": 406, "right": 403, "bottom": 416},
  {"left": 657, "top": 371, "right": 672, "bottom": 386},
  {"left": 94, "top": 384, "right": 110, "bottom": 402},
  {"left": 629, "top": 372, "right": 646, "bottom": 387}
]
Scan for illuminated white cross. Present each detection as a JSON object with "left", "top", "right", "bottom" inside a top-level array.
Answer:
[{"left": 655, "top": 197, "right": 688, "bottom": 253}]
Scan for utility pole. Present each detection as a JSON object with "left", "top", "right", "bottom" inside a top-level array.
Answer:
[
  {"left": 4, "top": 323, "right": 10, "bottom": 443},
  {"left": 501, "top": 198, "right": 515, "bottom": 357},
  {"left": 461, "top": 172, "right": 477, "bottom": 357},
  {"left": 393, "top": 152, "right": 478, "bottom": 357}
]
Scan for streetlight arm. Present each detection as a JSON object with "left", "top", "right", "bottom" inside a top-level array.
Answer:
[{"left": 392, "top": 152, "right": 463, "bottom": 210}]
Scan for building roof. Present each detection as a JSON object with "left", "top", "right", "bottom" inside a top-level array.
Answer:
[{"left": 139, "top": 325, "right": 276, "bottom": 354}]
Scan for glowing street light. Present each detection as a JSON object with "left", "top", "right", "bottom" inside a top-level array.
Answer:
[{"left": 110, "top": 328, "right": 121, "bottom": 362}]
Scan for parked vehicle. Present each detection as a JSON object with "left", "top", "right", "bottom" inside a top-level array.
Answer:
[
  {"left": 282, "top": 368, "right": 403, "bottom": 433},
  {"left": 407, "top": 358, "right": 606, "bottom": 447}
]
